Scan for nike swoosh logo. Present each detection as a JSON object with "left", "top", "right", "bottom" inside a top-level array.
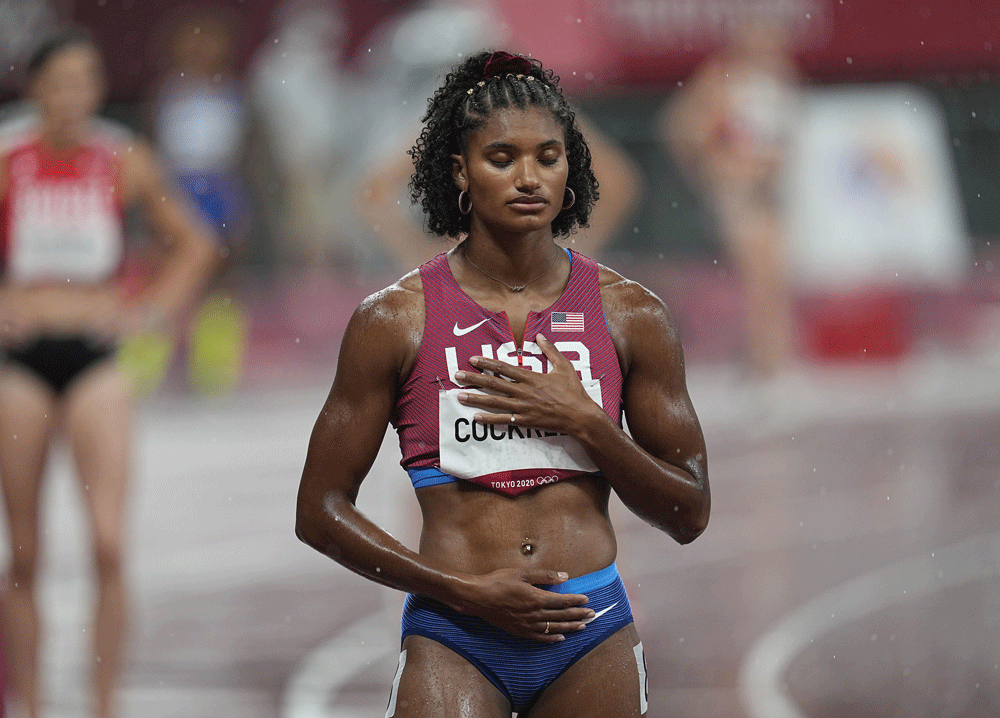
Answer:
[
  {"left": 453, "top": 319, "right": 490, "bottom": 336},
  {"left": 583, "top": 601, "right": 618, "bottom": 624}
]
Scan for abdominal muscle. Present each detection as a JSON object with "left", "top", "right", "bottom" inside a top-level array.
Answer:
[{"left": 414, "top": 475, "right": 618, "bottom": 579}]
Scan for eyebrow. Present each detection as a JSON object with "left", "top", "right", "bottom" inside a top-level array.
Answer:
[{"left": 483, "top": 139, "right": 563, "bottom": 151}]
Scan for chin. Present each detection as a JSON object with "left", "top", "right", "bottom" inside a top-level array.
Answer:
[{"left": 502, "top": 215, "right": 556, "bottom": 234}]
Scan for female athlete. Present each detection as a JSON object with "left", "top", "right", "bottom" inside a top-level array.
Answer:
[
  {"left": 296, "top": 50, "right": 709, "bottom": 717},
  {"left": 0, "top": 29, "right": 217, "bottom": 718}
]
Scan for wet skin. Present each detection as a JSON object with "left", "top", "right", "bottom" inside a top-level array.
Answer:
[{"left": 296, "top": 107, "right": 709, "bottom": 715}]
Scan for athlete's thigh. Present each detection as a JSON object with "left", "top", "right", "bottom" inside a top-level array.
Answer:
[
  {"left": 0, "top": 368, "right": 56, "bottom": 551},
  {"left": 525, "top": 623, "right": 647, "bottom": 718},
  {"left": 387, "top": 634, "right": 510, "bottom": 718},
  {"left": 61, "top": 364, "right": 132, "bottom": 548}
]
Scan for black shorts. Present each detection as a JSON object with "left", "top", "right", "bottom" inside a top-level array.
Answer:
[{"left": 1, "top": 335, "right": 116, "bottom": 395}]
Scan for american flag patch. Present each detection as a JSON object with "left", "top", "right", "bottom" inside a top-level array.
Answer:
[{"left": 551, "top": 312, "right": 584, "bottom": 332}]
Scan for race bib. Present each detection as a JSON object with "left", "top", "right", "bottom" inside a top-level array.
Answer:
[
  {"left": 438, "top": 379, "right": 602, "bottom": 479},
  {"left": 10, "top": 181, "right": 122, "bottom": 282}
]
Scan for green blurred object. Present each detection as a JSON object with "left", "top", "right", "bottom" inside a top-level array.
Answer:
[
  {"left": 188, "top": 292, "right": 248, "bottom": 394},
  {"left": 118, "top": 330, "right": 173, "bottom": 397}
]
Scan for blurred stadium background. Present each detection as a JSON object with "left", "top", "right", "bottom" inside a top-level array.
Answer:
[{"left": 1, "top": 0, "right": 999, "bottom": 716}]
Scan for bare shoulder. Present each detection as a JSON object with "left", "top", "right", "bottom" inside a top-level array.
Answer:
[
  {"left": 599, "top": 264, "right": 676, "bottom": 327},
  {"left": 343, "top": 268, "right": 426, "bottom": 379},
  {"left": 598, "top": 264, "right": 683, "bottom": 371},
  {"left": 356, "top": 268, "right": 423, "bottom": 329}
]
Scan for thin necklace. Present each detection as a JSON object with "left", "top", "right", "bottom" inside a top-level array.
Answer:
[{"left": 462, "top": 243, "right": 560, "bottom": 292}]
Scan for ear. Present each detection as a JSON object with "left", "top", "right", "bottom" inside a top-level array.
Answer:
[{"left": 451, "top": 153, "right": 467, "bottom": 191}]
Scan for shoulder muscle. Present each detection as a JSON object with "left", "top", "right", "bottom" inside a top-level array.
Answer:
[
  {"left": 599, "top": 265, "right": 682, "bottom": 379},
  {"left": 334, "top": 271, "right": 424, "bottom": 393}
]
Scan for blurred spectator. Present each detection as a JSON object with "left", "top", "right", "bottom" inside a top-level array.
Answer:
[
  {"left": 353, "top": 0, "right": 500, "bottom": 270},
  {"left": 250, "top": 0, "right": 359, "bottom": 272},
  {"left": 0, "top": 28, "right": 217, "bottom": 718},
  {"left": 664, "top": 11, "right": 801, "bottom": 383},
  {"left": 151, "top": 8, "right": 250, "bottom": 393},
  {"left": 153, "top": 8, "right": 249, "bottom": 251}
]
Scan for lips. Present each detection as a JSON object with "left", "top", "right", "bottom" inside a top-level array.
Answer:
[{"left": 508, "top": 196, "right": 547, "bottom": 207}]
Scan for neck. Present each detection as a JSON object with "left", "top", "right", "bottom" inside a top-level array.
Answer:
[
  {"left": 463, "top": 223, "right": 563, "bottom": 286},
  {"left": 41, "top": 119, "right": 87, "bottom": 152}
]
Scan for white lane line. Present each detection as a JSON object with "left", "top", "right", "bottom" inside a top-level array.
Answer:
[
  {"left": 739, "top": 530, "right": 1000, "bottom": 718},
  {"left": 282, "top": 606, "right": 396, "bottom": 718}
]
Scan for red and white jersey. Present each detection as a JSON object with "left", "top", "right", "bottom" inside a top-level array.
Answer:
[
  {"left": 1, "top": 119, "right": 126, "bottom": 284},
  {"left": 392, "top": 249, "right": 624, "bottom": 496}
]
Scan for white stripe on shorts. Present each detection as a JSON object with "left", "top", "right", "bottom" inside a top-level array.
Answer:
[
  {"left": 385, "top": 649, "right": 407, "bottom": 717},
  {"left": 633, "top": 642, "right": 648, "bottom": 715}
]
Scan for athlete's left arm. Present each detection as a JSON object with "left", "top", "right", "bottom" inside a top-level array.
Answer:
[
  {"left": 122, "top": 139, "right": 220, "bottom": 328},
  {"left": 592, "top": 275, "right": 709, "bottom": 543}
]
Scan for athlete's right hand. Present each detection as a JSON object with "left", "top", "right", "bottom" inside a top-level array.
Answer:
[{"left": 451, "top": 567, "right": 595, "bottom": 643}]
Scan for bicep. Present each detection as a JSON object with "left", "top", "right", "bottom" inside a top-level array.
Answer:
[
  {"left": 299, "top": 306, "right": 404, "bottom": 506},
  {"left": 620, "top": 304, "right": 707, "bottom": 483}
]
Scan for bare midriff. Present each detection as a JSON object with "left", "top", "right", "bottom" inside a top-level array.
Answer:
[
  {"left": 415, "top": 475, "right": 617, "bottom": 579},
  {"left": 4, "top": 282, "right": 121, "bottom": 335}
]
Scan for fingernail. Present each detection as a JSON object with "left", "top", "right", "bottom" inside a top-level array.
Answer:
[
  {"left": 557, "top": 572, "right": 569, "bottom": 580},
  {"left": 469, "top": 356, "right": 481, "bottom": 366},
  {"left": 455, "top": 371, "right": 467, "bottom": 381},
  {"left": 555, "top": 635, "right": 565, "bottom": 641},
  {"left": 587, "top": 610, "right": 595, "bottom": 618},
  {"left": 577, "top": 624, "right": 587, "bottom": 631},
  {"left": 537, "top": 333, "right": 547, "bottom": 342},
  {"left": 458, "top": 393, "right": 469, "bottom": 402},
  {"left": 473, "top": 414, "right": 485, "bottom": 422}
]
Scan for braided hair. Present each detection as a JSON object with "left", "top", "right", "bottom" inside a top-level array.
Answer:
[{"left": 409, "top": 50, "right": 599, "bottom": 238}]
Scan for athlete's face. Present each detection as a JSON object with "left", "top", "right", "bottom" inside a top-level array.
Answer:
[
  {"left": 31, "top": 44, "right": 104, "bottom": 137},
  {"left": 453, "top": 106, "right": 569, "bottom": 236}
]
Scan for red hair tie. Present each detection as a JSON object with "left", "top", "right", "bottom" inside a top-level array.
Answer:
[{"left": 483, "top": 51, "right": 532, "bottom": 78}]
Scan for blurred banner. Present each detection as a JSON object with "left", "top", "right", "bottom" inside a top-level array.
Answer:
[
  {"left": 2, "top": 0, "right": 997, "bottom": 99},
  {"left": 497, "top": 0, "right": 998, "bottom": 89},
  {"left": 785, "top": 86, "right": 969, "bottom": 290}
]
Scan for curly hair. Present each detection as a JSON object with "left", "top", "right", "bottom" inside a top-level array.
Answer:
[{"left": 408, "top": 50, "right": 599, "bottom": 238}]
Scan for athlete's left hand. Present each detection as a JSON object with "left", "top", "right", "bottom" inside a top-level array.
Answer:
[{"left": 455, "top": 333, "right": 604, "bottom": 434}]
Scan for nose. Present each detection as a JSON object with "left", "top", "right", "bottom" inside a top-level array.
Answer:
[{"left": 513, "top": 157, "right": 541, "bottom": 192}]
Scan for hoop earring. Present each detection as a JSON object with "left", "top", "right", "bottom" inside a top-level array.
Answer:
[
  {"left": 562, "top": 187, "right": 576, "bottom": 210},
  {"left": 458, "top": 190, "right": 472, "bottom": 215}
]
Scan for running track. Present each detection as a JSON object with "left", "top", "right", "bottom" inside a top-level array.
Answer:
[{"left": 5, "top": 353, "right": 1000, "bottom": 717}]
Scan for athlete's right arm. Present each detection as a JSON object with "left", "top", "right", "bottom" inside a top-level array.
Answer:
[
  {"left": 295, "top": 279, "right": 593, "bottom": 642},
  {"left": 0, "top": 152, "right": 29, "bottom": 343}
]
